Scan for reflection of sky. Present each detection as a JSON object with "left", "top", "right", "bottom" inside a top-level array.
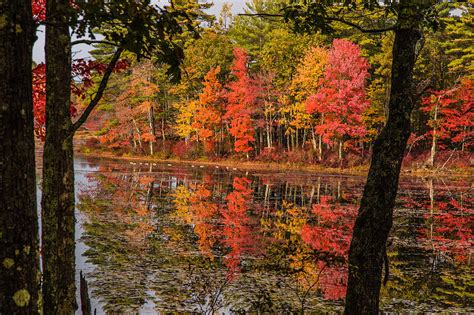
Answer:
[
  {"left": 73, "top": 158, "right": 103, "bottom": 315},
  {"left": 33, "top": 0, "right": 247, "bottom": 62}
]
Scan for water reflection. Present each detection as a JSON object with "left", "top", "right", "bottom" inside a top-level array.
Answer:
[{"left": 76, "top": 158, "right": 473, "bottom": 313}]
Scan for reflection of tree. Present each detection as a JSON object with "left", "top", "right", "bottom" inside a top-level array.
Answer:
[
  {"left": 222, "top": 177, "right": 261, "bottom": 273},
  {"left": 301, "top": 195, "right": 358, "bottom": 301},
  {"left": 391, "top": 179, "right": 474, "bottom": 309},
  {"left": 77, "top": 160, "right": 472, "bottom": 313},
  {"left": 173, "top": 184, "right": 219, "bottom": 260},
  {"left": 79, "top": 170, "right": 156, "bottom": 313}
]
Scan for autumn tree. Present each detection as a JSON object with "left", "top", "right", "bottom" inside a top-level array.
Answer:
[
  {"left": 421, "top": 79, "right": 474, "bottom": 166},
  {"left": 225, "top": 48, "right": 262, "bottom": 156},
  {"left": 282, "top": 0, "right": 442, "bottom": 312},
  {"left": 290, "top": 46, "right": 329, "bottom": 157},
  {"left": 0, "top": 1, "right": 40, "bottom": 313},
  {"left": 306, "top": 39, "right": 370, "bottom": 161},
  {"left": 193, "top": 66, "right": 225, "bottom": 155}
]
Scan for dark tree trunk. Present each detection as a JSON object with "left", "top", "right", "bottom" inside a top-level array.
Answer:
[
  {"left": 0, "top": 1, "right": 40, "bottom": 313},
  {"left": 41, "top": 0, "right": 76, "bottom": 313},
  {"left": 344, "top": 7, "right": 422, "bottom": 314}
]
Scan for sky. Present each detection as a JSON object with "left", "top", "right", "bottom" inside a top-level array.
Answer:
[{"left": 33, "top": 0, "right": 247, "bottom": 62}]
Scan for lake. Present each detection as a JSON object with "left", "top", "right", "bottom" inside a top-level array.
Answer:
[{"left": 73, "top": 156, "right": 473, "bottom": 314}]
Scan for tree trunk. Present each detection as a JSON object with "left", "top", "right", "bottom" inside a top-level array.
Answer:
[
  {"left": 161, "top": 116, "right": 166, "bottom": 141},
  {"left": 428, "top": 99, "right": 438, "bottom": 167},
  {"left": 344, "top": 8, "right": 422, "bottom": 313},
  {"left": 149, "top": 103, "right": 156, "bottom": 155},
  {"left": 338, "top": 140, "right": 343, "bottom": 161},
  {"left": 42, "top": 0, "right": 76, "bottom": 313},
  {"left": 0, "top": 1, "right": 40, "bottom": 313}
]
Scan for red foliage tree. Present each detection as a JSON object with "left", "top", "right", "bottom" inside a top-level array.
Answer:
[
  {"left": 421, "top": 79, "right": 474, "bottom": 155},
  {"left": 225, "top": 48, "right": 262, "bottom": 155},
  {"left": 32, "top": 0, "right": 46, "bottom": 23},
  {"left": 32, "top": 64, "right": 47, "bottom": 139},
  {"left": 306, "top": 39, "right": 370, "bottom": 159},
  {"left": 32, "top": 59, "right": 128, "bottom": 140}
]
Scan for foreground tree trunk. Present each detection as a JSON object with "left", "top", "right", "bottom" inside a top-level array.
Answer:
[
  {"left": 0, "top": 1, "right": 40, "bottom": 313},
  {"left": 42, "top": 0, "right": 76, "bottom": 313},
  {"left": 344, "top": 5, "right": 423, "bottom": 313}
]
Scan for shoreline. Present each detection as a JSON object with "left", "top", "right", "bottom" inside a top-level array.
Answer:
[{"left": 75, "top": 150, "right": 474, "bottom": 179}]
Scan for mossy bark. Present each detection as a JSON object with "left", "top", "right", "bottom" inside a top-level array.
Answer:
[
  {"left": 344, "top": 3, "right": 424, "bottom": 313},
  {"left": 0, "top": 0, "right": 40, "bottom": 313},
  {"left": 41, "top": 0, "right": 76, "bottom": 313}
]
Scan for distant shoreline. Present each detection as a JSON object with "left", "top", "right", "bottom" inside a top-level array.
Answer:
[{"left": 75, "top": 150, "right": 474, "bottom": 179}]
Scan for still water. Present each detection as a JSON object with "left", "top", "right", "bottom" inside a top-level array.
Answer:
[{"left": 74, "top": 157, "right": 473, "bottom": 314}]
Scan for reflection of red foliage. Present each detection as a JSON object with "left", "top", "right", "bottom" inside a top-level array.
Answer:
[
  {"left": 318, "top": 261, "right": 348, "bottom": 300},
  {"left": 222, "top": 177, "right": 260, "bottom": 273},
  {"left": 418, "top": 196, "right": 473, "bottom": 263},
  {"left": 302, "top": 196, "right": 357, "bottom": 257},
  {"left": 301, "top": 195, "right": 358, "bottom": 300}
]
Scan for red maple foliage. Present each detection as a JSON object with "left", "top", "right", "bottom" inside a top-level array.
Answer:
[
  {"left": 421, "top": 79, "right": 474, "bottom": 150},
  {"left": 225, "top": 48, "right": 262, "bottom": 154},
  {"left": 32, "top": 59, "right": 129, "bottom": 140},
  {"left": 32, "top": 0, "right": 46, "bottom": 23},
  {"left": 306, "top": 39, "right": 370, "bottom": 148}
]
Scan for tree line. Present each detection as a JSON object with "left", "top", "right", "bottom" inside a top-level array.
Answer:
[
  {"left": 60, "top": 0, "right": 473, "bottom": 169},
  {"left": 0, "top": 0, "right": 472, "bottom": 314}
]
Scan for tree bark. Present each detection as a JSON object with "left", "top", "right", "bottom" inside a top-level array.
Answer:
[
  {"left": 42, "top": 0, "right": 76, "bottom": 313},
  {"left": 0, "top": 1, "right": 41, "bottom": 313},
  {"left": 149, "top": 103, "right": 155, "bottom": 155},
  {"left": 428, "top": 98, "right": 438, "bottom": 167},
  {"left": 344, "top": 5, "right": 423, "bottom": 313}
]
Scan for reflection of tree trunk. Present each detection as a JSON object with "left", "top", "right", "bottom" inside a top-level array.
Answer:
[
  {"left": 345, "top": 6, "right": 422, "bottom": 312},
  {"left": 0, "top": 1, "right": 40, "bottom": 312},
  {"left": 264, "top": 185, "right": 270, "bottom": 207},
  {"left": 317, "top": 177, "right": 321, "bottom": 204},
  {"left": 42, "top": 0, "right": 77, "bottom": 312},
  {"left": 337, "top": 180, "right": 341, "bottom": 200},
  {"left": 146, "top": 181, "right": 154, "bottom": 210},
  {"left": 428, "top": 178, "right": 434, "bottom": 244}
]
